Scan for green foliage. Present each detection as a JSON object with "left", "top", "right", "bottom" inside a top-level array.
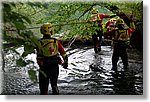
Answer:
[
  {"left": 28, "top": 69, "right": 38, "bottom": 82},
  {"left": 3, "top": 2, "right": 44, "bottom": 81},
  {"left": 2, "top": 1, "right": 143, "bottom": 82},
  {"left": 105, "top": 1, "right": 143, "bottom": 21},
  {"left": 16, "top": 58, "right": 27, "bottom": 67}
]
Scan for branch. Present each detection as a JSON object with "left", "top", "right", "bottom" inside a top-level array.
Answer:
[
  {"left": 53, "top": 20, "right": 89, "bottom": 26},
  {"left": 78, "top": 4, "right": 96, "bottom": 20},
  {"left": 26, "top": 20, "right": 90, "bottom": 29},
  {"left": 51, "top": 18, "right": 79, "bottom": 23},
  {"left": 66, "top": 35, "right": 78, "bottom": 52},
  {"left": 29, "top": 8, "right": 45, "bottom": 16}
]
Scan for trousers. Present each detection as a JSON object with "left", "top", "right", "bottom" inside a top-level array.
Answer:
[
  {"left": 39, "top": 60, "right": 59, "bottom": 95},
  {"left": 92, "top": 30, "right": 103, "bottom": 53},
  {"left": 112, "top": 44, "right": 128, "bottom": 71}
]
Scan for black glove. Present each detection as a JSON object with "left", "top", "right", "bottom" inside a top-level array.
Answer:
[
  {"left": 62, "top": 63, "right": 68, "bottom": 69},
  {"left": 62, "top": 55, "right": 68, "bottom": 69}
]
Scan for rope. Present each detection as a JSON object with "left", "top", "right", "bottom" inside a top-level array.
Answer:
[{"left": 26, "top": 20, "right": 90, "bottom": 30}]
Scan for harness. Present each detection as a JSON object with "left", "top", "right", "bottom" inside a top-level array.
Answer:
[
  {"left": 114, "top": 29, "right": 128, "bottom": 41},
  {"left": 38, "top": 38, "right": 59, "bottom": 57},
  {"left": 112, "top": 29, "right": 130, "bottom": 47}
]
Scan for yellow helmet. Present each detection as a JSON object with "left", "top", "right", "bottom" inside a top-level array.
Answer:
[
  {"left": 116, "top": 18, "right": 124, "bottom": 26},
  {"left": 110, "top": 18, "right": 116, "bottom": 22},
  {"left": 91, "top": 8, "right": 98, "bottom": 14},
  {"left": 40, "top": 23, "right": 54, "bottom": 35}
]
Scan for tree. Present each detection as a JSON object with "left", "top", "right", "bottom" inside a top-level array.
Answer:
[
  {"left": 2, "top": 1, "right": 143, "bottom": 81},
  {"left": 2, "top": 2, "right": 48, "bottom": 81}
]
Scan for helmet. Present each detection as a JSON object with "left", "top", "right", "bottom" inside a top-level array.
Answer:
[
  {"left": 109, "top": 23, "right": 115, "bottom": 27},
  {"left": 91, "top": 8, "right": 98, "bottom": 14},
  {"left": 116, "top": 18, "right": 124, "bottom": 26},
  {"left": 40, "top": 23, "right": 54, "bottom": 35},
  {"left": 110, "top": 18, "right": 116, "bottom": 22}
]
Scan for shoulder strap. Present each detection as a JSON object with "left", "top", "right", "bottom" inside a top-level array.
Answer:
[
  {"left": 40, "top": 38, "right": 57, "bottom": 48},
  {"left": 53, "top": 38, "right": 56, "bottom": 43},
  {"left": 116, "top": 29, "right": 121, "bottom": 40},
  {"left": 116, "top": 29, "right": 128, "bottom": 40}
]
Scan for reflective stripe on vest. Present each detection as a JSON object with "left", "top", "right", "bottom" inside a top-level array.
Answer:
[{"left": 90, "top": 14, "right": 101, "bottom": 21}]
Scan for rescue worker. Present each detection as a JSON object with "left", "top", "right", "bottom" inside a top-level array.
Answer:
[
  {"left": 128, "top": 15, "right": 136, "bottom": 38},
  {"left": 103, "top": 18, "right": 116, "bottom": 39},
  {"left": 36, "top": 23, "right": 68, "bottom": 95},
  {"left": 128, "top": 15, "right": 137, "bottom": 48},
  {"left": 106, "top": 18, "right": 116, "bottom": 32},
  {"left": 111, "top": 18, "right": 133, "bottom": 72},
  {"left": 129, "top": 15, "right": 136, "bottom": 30},
  {"left": 89, "top": 8, "right": 116, "bottom": 53}
]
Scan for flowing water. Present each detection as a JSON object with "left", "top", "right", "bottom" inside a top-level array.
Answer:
[{"left": 0, "top": 46, "right": 143, "bottom": 95}]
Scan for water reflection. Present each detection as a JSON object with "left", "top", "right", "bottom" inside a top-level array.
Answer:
[
  {"left": 111, "top": 72, "right": 136, "bottom": 95},
  {"left": 1, "top": 46, "right": 143, "bottom": 95}
]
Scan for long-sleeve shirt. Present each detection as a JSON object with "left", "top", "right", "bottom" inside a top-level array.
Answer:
[{"left": 90, "top": 14, "right": 111, "bottom": 26}]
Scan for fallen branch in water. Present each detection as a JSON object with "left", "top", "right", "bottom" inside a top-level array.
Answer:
[{"left": 66, "top": 35, "right": 78, "bottom": 52}]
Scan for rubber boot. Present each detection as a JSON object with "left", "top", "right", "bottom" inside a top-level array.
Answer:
[
  {"left": 123, "top": 65, "right": 129, "bottom": 72},
  {"left": 40, "top": 91, "right": 48, "bottom": 95},
  {"left": 52, "top": 86, "right": 59, "bottom": 95},
  {"left": 112, "top": 65, "right": 117, "bottom": 72}
]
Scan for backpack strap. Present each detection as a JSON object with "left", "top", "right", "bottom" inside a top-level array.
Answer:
[
  {"left": 40, "top": 38, "right": 57, "bottom": 47},
  {"left": 53, "top": 38, "right": 56, "bottom": 43},
  {"left": 116, "top": 29, "right": 128, "bottom": 40},
  {"left": 116, "top": 29, "right": 121, "bottom": 40}
]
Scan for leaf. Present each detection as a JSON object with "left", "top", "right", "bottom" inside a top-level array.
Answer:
[
  {"left": 13, "top": 21, "right": 26, "bottom": 30},
  {"left": 16, "top": 58, "right": 27, "bottom": 67},
  {"left": 28, "top": 69, "right": 37, "bottom": 82},
  {"left": 38, "top": 69, "right": 47, "bottom": 78},
  {"left": 30, "top": 36, "right": 40, "bottom": 47},
  {"left": 22, "top": 43, "right": 35, "bottom": 57},
  {"left": 3, "top": 3, "right": 11, "bottom": 12},
  {"left": 21, "top": 15, "right": 31, "bottom": 24}
]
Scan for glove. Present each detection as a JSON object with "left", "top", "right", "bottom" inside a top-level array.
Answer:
[
  {"left": 62, "top": 55, "right": 68, "bottom": 69},
  {"left": 62, "top": 62, "right": 68, "bottom": 69}
]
